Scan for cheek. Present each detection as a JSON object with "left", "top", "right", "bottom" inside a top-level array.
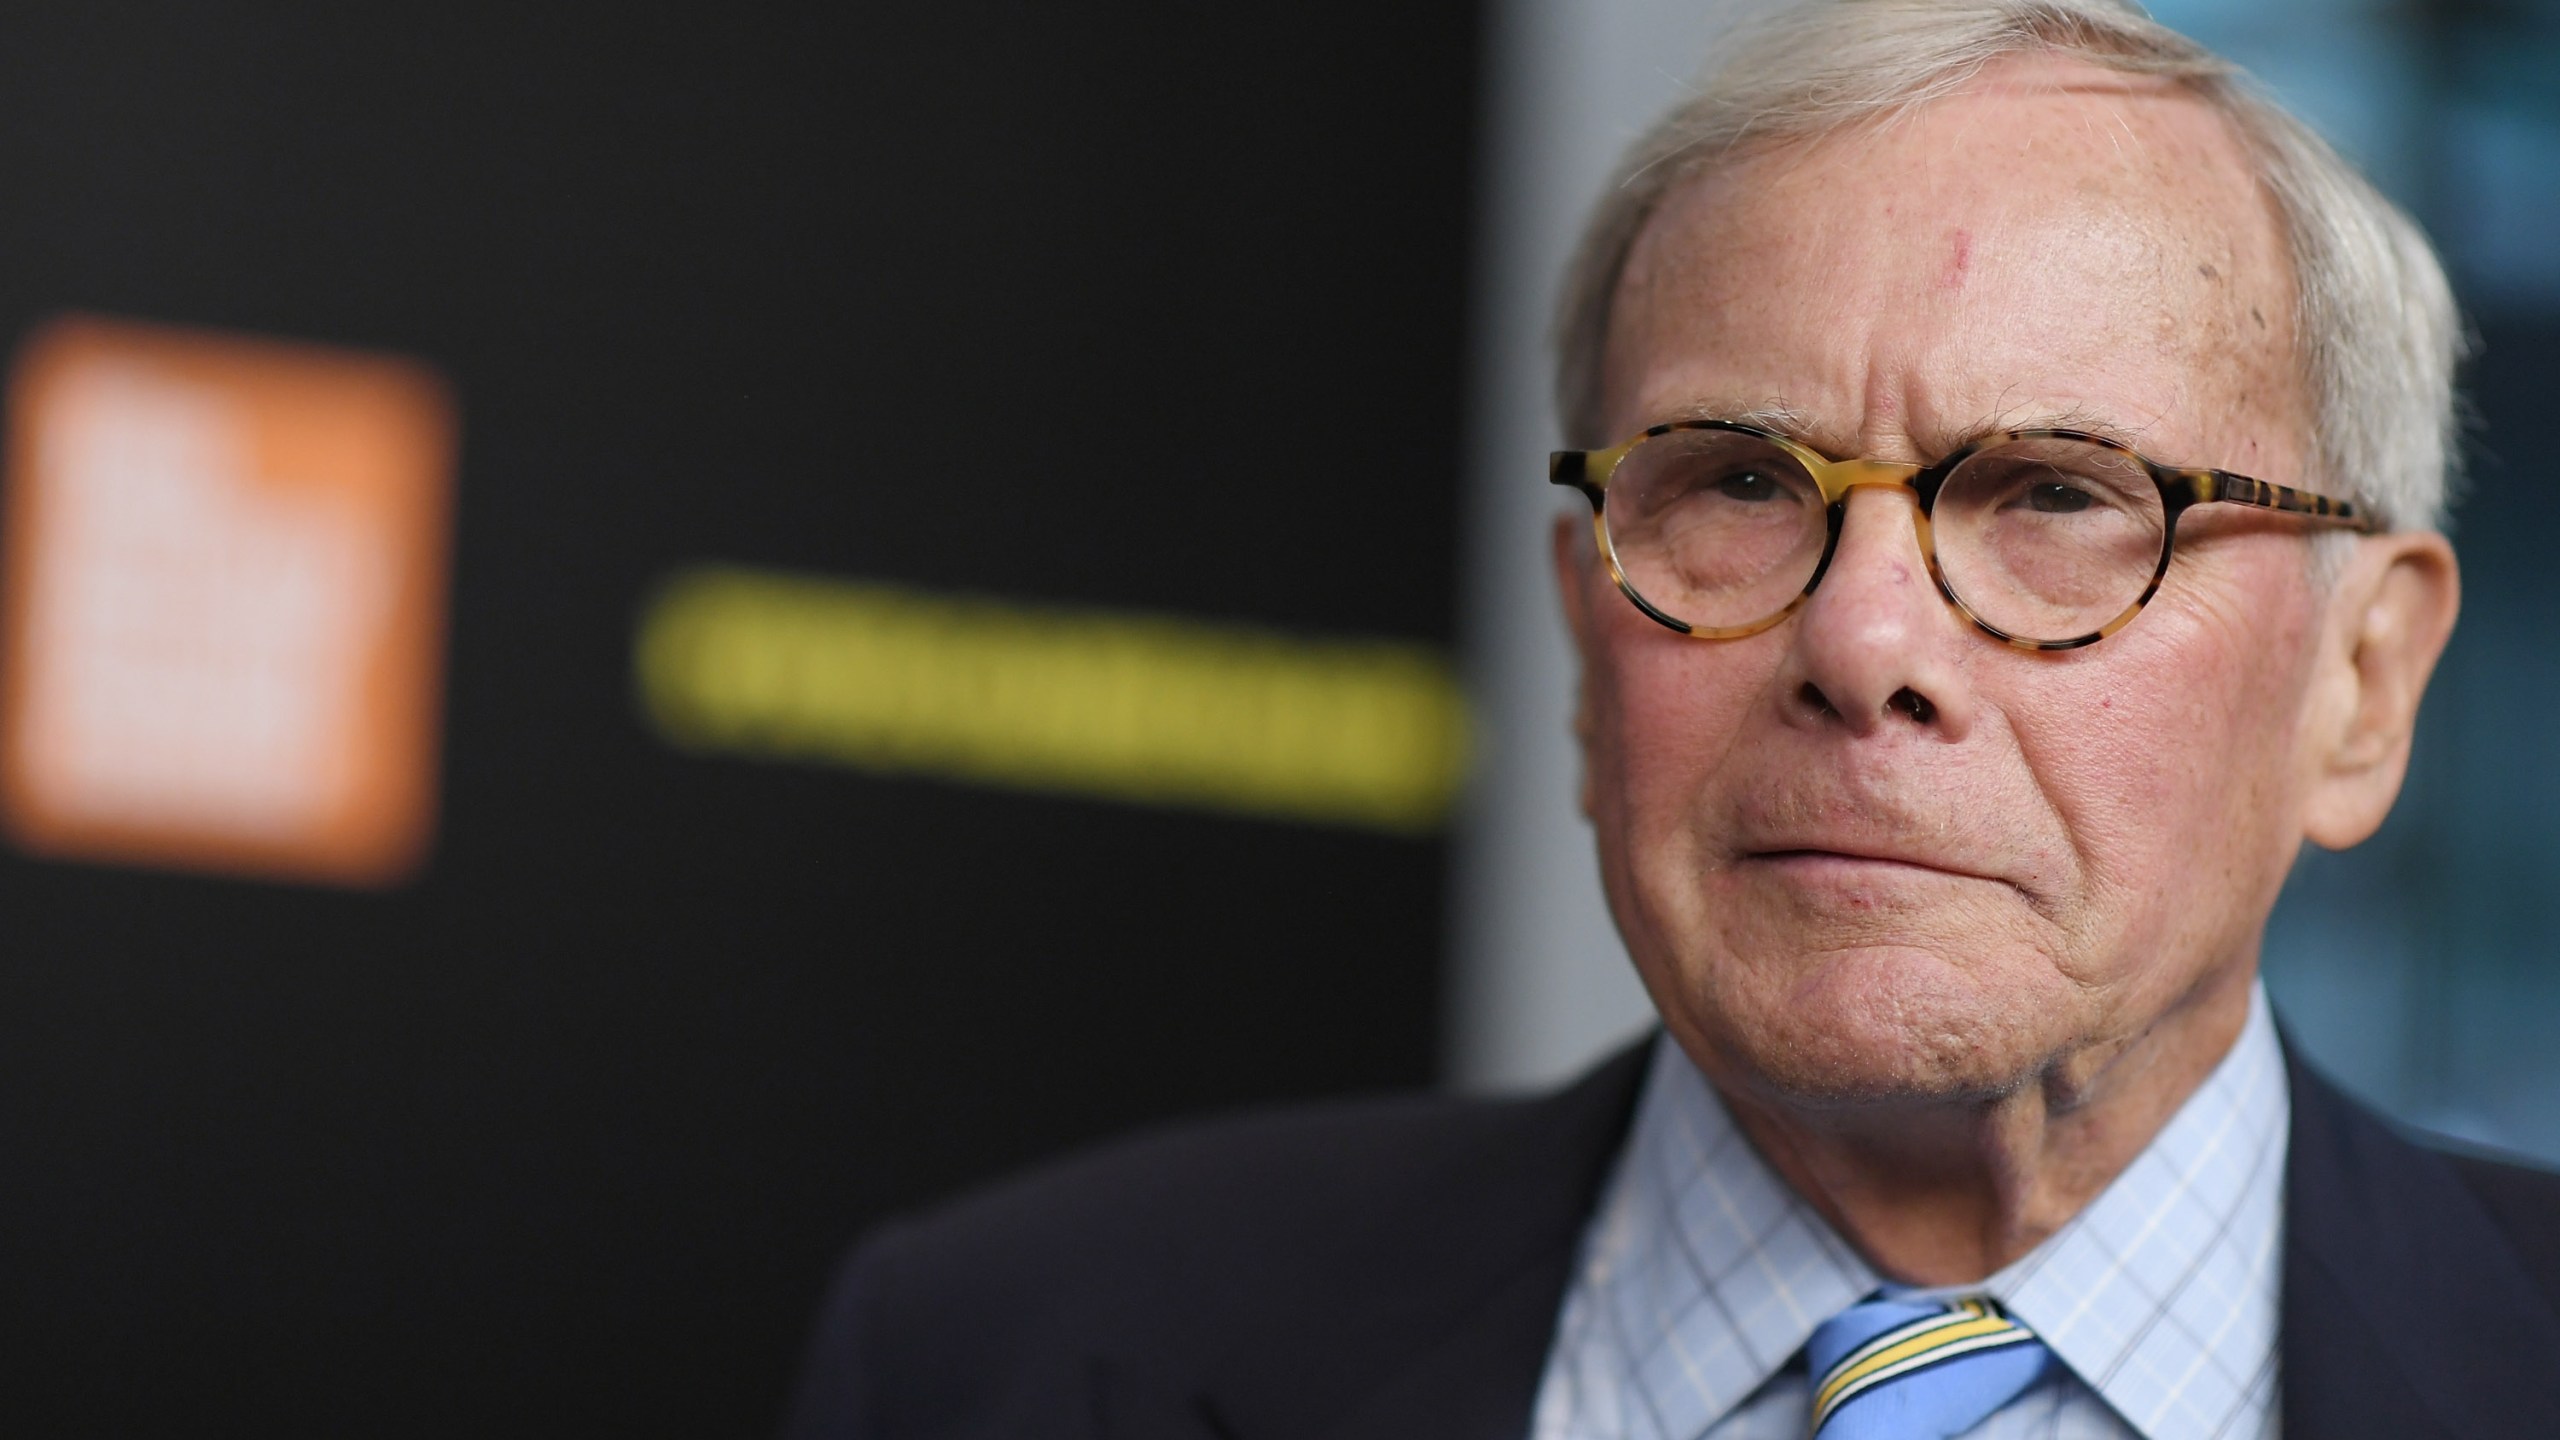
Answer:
[
  {"left": 1589, "top": 616, "right": 1774, "bottom": 826},
  {"left": 1581, "top": 609, "right": 1780, "bottom": 939},
  {"left": 2015, "top": 549, "right": 2319, "bottom": 968}
]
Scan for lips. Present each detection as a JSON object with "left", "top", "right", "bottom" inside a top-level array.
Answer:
[
  {"left": 1716, "top": 757, "right": 2056, "bottom": 899},
  {"left": 1742, "top": 844, "right": 1999, "bottom": 883},
  {"left": 1729, "top": 803, "right": 2019, "bottom": 886}
]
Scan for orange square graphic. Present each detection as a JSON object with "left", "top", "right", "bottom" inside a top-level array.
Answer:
[{"left": 0, "top": 316, "right": 456, "bottom": 887}]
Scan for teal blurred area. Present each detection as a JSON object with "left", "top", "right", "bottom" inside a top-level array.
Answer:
[{"left": 2147, "top": 0, "right": 2560, "bottom": 1160}]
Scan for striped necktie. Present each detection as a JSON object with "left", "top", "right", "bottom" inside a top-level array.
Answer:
[{"left": 1804, "top": 1292, "right": 2056, "bottom": 1438}]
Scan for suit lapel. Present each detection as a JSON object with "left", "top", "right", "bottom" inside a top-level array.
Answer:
[
  {"left": 2280, "top": 1046, "right": 2560, "bottom": 1438},
  {"left": 1110, "top": 1029, "right": 2560, "bottom": 1439},
  {"left": 1300, "top": 1233, "right": 1600, "bottom": 1440},
  {"left": 1179, "top": 1038, "right": 1653, "bottom": 1440},
  {"left": 1121, "top": 1027, "right": 2560, "bottom": 1439}
]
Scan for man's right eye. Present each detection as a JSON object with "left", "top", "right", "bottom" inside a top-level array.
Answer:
[{"left": 1714, "top": 471, "right": 1782, "bottom": 502}]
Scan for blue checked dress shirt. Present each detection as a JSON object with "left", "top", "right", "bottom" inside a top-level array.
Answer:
[{"left": 1530, "top": 983, "right": 2289, "bottom": 1440}]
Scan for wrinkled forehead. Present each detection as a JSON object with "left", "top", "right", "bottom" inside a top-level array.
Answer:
[{"left": 1603, "top": 57, "right": 2310, "bottom": 459}]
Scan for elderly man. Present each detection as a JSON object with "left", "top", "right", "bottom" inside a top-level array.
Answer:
[{"left": 784, "top": 2, "right": 2560, "bottom": 1436}]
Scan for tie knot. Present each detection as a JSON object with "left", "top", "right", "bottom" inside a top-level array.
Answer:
[{"left": 1805, "top": 1293, "right": 2055, "bottom": 1439}]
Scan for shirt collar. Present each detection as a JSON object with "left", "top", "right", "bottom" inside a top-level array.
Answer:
[
  {"left": 1990, "top": 983, "right": 2289, "bottom": 1436},
  {"left": 1566, "top": 982, "right": 2288, "bottom": 1439}
]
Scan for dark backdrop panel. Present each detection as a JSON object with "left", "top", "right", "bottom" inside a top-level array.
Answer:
[{"left": 0, "top": 8, "right": 1481, "bottom": 1435}]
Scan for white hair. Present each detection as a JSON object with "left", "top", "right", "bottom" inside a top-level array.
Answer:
[{"left": 1555, "top": 0, "right": 2465, "bottom": 533}]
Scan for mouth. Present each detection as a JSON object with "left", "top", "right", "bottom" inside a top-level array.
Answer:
[{"left": 1742, "top": 847, "right": 2000, "bottom": 885}]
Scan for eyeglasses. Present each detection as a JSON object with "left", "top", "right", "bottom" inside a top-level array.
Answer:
[{"left": 1550, "top": 421, "right": 2375, "bottom": 651}]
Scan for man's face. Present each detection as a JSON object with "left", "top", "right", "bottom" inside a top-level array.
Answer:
[{"left": 1565, "top": 59, "right": 2334, "bottom": 1108}]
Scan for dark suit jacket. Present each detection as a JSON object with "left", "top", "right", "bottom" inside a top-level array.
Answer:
[{"left": 783, "top": 1038, "right": 2560, "bottom": 1438}]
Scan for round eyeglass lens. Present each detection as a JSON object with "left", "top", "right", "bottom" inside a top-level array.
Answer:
[
  {"left": 1603, "top": 428, "right": 1829, "bottom": 633},
  {"left": 1930, "top": 435, "right": 2169, "bottom": 643}
]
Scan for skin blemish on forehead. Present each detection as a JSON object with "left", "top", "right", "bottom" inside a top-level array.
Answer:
[
  {"left": 1604, "top": 57, "right": 2312, "bottom": 471},
  {"left": 1942, "top": 229, "right": 1973, "bottom": 291}
]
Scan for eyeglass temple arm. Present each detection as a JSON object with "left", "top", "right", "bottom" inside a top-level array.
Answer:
[
  {"left": 1550, "top": 450, "right": 1611, "bottom": 508},
  {"left": 2189, "top": 470, "right": 2379, "bottom": 532}
]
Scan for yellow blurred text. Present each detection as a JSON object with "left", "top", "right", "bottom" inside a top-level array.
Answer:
[{"left": 635, "top": 567, "right": 1470, "bottom": 835}]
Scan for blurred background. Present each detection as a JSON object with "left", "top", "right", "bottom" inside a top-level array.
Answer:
[{"left": 0, "top": 2, "right": 2544, "bottom": 1435}]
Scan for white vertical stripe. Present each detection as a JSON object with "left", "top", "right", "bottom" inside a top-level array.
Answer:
[{"left": 1443, "top": 0, "right": 1750, "bottom": 1092}]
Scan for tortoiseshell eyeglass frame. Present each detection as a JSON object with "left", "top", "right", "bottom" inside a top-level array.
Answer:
[{"left": 1549, "top": 419, "right": 2378, "bottom": 652}]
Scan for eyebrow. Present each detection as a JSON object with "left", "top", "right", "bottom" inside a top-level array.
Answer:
[
  {"left": 1661, "top": 398, "right": 1816, "bottom": 434},
  {"left": 1656, "top": 398, "right": 2158, "bottom": 457},
  {"left": 1986, "top": 403, "right": 2159, "bottom": 451}
]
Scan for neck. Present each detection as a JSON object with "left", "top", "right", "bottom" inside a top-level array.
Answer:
[{"left": 1711, "top": 963, "right": 2258, "bottom": 1287}]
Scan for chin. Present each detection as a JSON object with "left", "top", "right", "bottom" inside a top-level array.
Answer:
[{"left": 1668, "top": 941, "right": 2079, "bottom": 1107}]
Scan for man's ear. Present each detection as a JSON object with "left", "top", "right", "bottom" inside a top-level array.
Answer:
[
  {"left": 2301, "top": 530, "right": 2460, "bottom": 850},
  {"left": 1552, "top": 511, "right": 1602, "bottom": 820}
]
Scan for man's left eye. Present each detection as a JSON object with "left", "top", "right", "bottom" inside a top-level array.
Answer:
[{"left": 2027, "top": 482, "right": 2094, "bottom": 514}]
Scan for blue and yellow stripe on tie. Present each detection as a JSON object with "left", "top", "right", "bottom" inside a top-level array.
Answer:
[{"left": 1810, "top": 1298, "right": 2040, "bottom": 1433}]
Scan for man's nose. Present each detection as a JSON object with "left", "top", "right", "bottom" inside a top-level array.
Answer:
[{"left": 1778, "top": 484, "right": 1978, "bottom": 740}]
